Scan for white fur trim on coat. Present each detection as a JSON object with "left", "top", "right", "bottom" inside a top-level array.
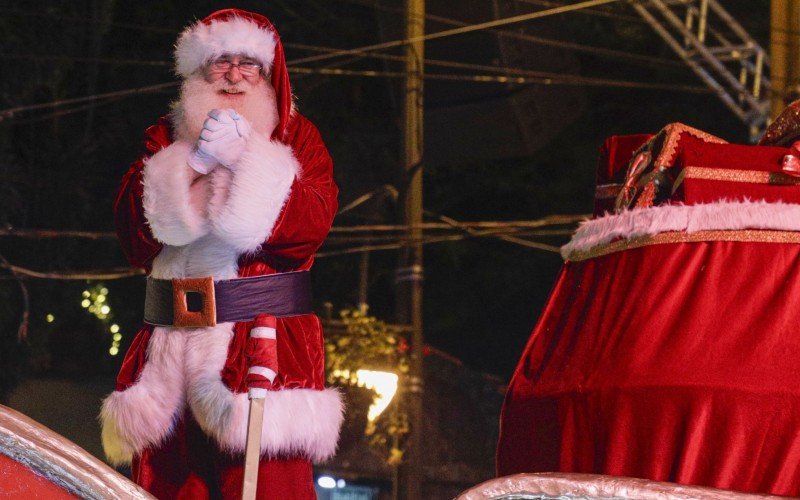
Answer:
[
  {"left": 99, "top": 328, "right": 187, "bottom": 466},
  {"left": 101, "top": 322, "right": 343, "bottom": 465},
  {"left": 562, "top": 200, "right": 800, "bottom": 259},
  {"left": 142, "top": 141, "right": 211, "bottom": 246},
  {"left": 210, "top": 133, "right": 299, "bottom": 253},
  {"left": 175, "top": 17, "right": 277, "bottom": 78},
  {"left": 183, "top": 322, "right": 343, "bottom": 463}
]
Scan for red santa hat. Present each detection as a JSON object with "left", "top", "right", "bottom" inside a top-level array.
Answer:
[{"left": 174, "top": 9, "right": 293, "bottom": 141}]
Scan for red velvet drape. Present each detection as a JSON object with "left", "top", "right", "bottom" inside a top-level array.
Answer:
[{"left": 498, "top": 240, "right": 800, "bottom": 496}]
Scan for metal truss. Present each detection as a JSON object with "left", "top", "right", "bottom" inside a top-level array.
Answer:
[{"left": 629, "top": 0, "right": 770, "bottom": 135}]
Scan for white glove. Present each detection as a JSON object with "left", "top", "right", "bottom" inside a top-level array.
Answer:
[
  {"left": 187, "top": 146, "right": 218, "bottom": 175},
  {"left": 196, "top": 109, "right": 251, "bottom": 170}
]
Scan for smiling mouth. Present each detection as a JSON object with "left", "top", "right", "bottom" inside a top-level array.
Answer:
[{"left": 222, "top": 89, "right": 244, "bottom": 95}]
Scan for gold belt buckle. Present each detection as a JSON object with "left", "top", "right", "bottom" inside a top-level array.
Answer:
[{"left": 172, "top": 277, "right": 217, "bottom": 327}]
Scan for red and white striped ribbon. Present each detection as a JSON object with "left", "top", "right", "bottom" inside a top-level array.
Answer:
[{"left": 246, "top": 314, "right": 278, "bottom": 399}]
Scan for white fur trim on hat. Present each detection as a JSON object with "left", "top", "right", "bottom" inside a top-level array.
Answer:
[{"left": 175, "top": 16, "right": 277, "bottom": 78}]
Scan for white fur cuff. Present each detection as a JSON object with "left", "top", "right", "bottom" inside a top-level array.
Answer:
[
  {"left": 99, "top": 328, "right": 186, "bottom": 466},
  {"left": 213, "top": 388, "right": 344, "bottom": 463},
  {"left": 210, "top": 133, "right": 298, "bottom": 253},
  {"left": 142, "top": 141, "right": 211, "bottom": 246}
]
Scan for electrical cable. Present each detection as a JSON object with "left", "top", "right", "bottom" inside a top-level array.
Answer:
[
  {"left": 340, "top": 0, "right": 684, "bottom": 69},
  {"left": 0, "top": 53, "right": 170, "bottom": 67},
  {"left": 289, "top": 66, "right": 711, "bottom": 93},
  {"left": 0, "top": 82, "right": 177, "bottom": 122},
  {"left": 289, "top": 0, "right": 623, "bottom": 65}
]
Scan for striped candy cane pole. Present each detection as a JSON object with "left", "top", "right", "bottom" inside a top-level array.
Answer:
[{"left": 242, "top": 314, "right": 278, "bottom": 500}]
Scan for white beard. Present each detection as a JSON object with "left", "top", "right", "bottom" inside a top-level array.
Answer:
[{"left": 171, "top": 73, "right": 280, "bottom": 143}]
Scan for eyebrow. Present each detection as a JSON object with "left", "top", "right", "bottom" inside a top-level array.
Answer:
[{"left": 217, "top": 55, "right": 257, "bottom": 63}]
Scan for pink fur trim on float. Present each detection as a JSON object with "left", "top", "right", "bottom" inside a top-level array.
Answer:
[
  {"left": 175, "top": 17, "right": 277, "bottom": 78},
  {"left": 142, "top": 141, "right": 211, "bottom": 246},
  {"left": 99, "top": 328, "right": 187, "bottom": 466},
  {"left": 210, "top": 133, "right": 298, "bottom": 253},
  {"left": 561, "top": 200, "right": 800, "bottom": 259}
]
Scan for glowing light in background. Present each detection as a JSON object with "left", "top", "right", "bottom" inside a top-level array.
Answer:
[
  {"left": 80, "top": 285, "right": 122, "bottom": 355},
  {"left": 317, "top": 476, "right": 336, "bottom": 489},
  {"left": 357, "top": 370, "right": 398, "bottom": 422}
]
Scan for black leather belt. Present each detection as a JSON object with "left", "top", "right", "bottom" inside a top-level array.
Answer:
[{"left": 144, "top": 271, "right": 313, "bottom": 327}]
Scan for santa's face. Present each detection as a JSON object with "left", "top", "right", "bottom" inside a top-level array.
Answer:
[{"left": 171, "top": 55, "right": 279, "bottom": 143}]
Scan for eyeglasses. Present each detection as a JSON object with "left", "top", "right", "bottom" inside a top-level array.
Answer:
[{"left": 207, "top": 57, "right": 263, "bottom": 77}]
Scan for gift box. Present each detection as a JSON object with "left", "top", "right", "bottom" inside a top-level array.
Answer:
[
  {"left": 671, "top": 135, "right": 800, "bottom": 205},
  {"left": 611, "top": 123, "right": 800, "bottom": 210}
]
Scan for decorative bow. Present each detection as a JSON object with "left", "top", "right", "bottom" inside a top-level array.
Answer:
[
  {"left": 615, "top": 150, "right": 652, "bottom": 211},
  {"left": 782, "top": 141, "right": 800, "bottom": 177}
]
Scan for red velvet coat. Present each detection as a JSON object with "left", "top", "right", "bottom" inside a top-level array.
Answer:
[
  {"left": 114, "top": 113, "right": 337, "bottom": 395},
  {"left": 99, "top": 9, "right": 342, "bottom": 476}
]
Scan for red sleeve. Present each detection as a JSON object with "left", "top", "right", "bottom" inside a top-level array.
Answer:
[
  {"left": 262, "top": 115, "right": 338, "bottom": 262},
  {"left": 113, "top": 118, "right": 171, "bottom": 271}
]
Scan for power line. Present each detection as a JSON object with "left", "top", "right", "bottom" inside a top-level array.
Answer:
[
  {"left": 0, "top": 48, "right": 686, "bottom": 88},
  {"left": 290, "top": 44, "right": 684, "bottom": 86},
  {"left": 289, "top": 0, "right": 622, "bottom": 65},
  {"left": 0, "top": 82, "right": 177, "bottom": 122},
  {"left": 341, "top": 0, "right": 684, "bottom": 70},
  {"left": 10, "top": 96, "right": 126, "bottom": 127},
  {"left": 0, "top": 228, "right": 118, "bottom": 240},
  {"left": 511, "top": 0, "right": 644, "bottom": 24},
  {"left": 0, "top": 263, "right": 144, "bottom": 280},
  {"left": 0, "top": 53, "right": 170, "bottom": 67},
  {"left": 0, "top": 62, "right": 708, "bottom": 124},
  {"left": 289, "top": 66, "right": 711, "bottom": 93},
  {"left": 0, "top": 217, "right": 585, "bottom": 239},
  {"left": 0, "top": 8, "right": 177, "bottom": 34}
]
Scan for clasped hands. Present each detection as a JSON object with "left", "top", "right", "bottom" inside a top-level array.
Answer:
[{"left": 188, "top": 109, "right": 252, "bottom": 174}]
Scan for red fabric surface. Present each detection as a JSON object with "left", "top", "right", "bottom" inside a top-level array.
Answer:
[
  {"left": 596, "top": 134, "right": 652, "bottom": 185},
  {"left": 113, "top": 119, "right": 171, "bottom": 272},
  {"left": 114, "top": 324, "right": 153, "bottom": 391},
  {"left": 0, "top": 453, "right": 77, "bottom": 499},
  {"left": 594, "top": 134, "right": 651, "bottom": 217},
  {"left": 254, "top": 314, "right": 277, "bottom": 329},
  {"left": 498, "top": 241, "right": 800, "bottom": 496},
  {"left": 671, "top": 137, "right": 798, "bottom": 205},
  {"left": 132, "top": 411, "right": 314, "bottom": 500}
]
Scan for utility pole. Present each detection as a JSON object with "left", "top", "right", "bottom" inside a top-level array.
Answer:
[
  {"left": 770, "top": 0, "right": 800, "bottom": 119},
  {"left": 396, "top": 0, "right": 425, "bottom": 498}
]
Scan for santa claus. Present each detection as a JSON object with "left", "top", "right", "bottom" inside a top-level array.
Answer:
[{"left": 100, "top": 9, "right": 342, "bottom": 499}]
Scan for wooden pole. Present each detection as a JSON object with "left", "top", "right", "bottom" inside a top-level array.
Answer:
[{"left": 396, "top": 0, "right": 425, "bottom": 498}]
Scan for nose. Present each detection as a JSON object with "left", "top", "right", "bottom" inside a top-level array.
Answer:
[{"left": 225, "top": 66, "right": 244, "bottom": 84}]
